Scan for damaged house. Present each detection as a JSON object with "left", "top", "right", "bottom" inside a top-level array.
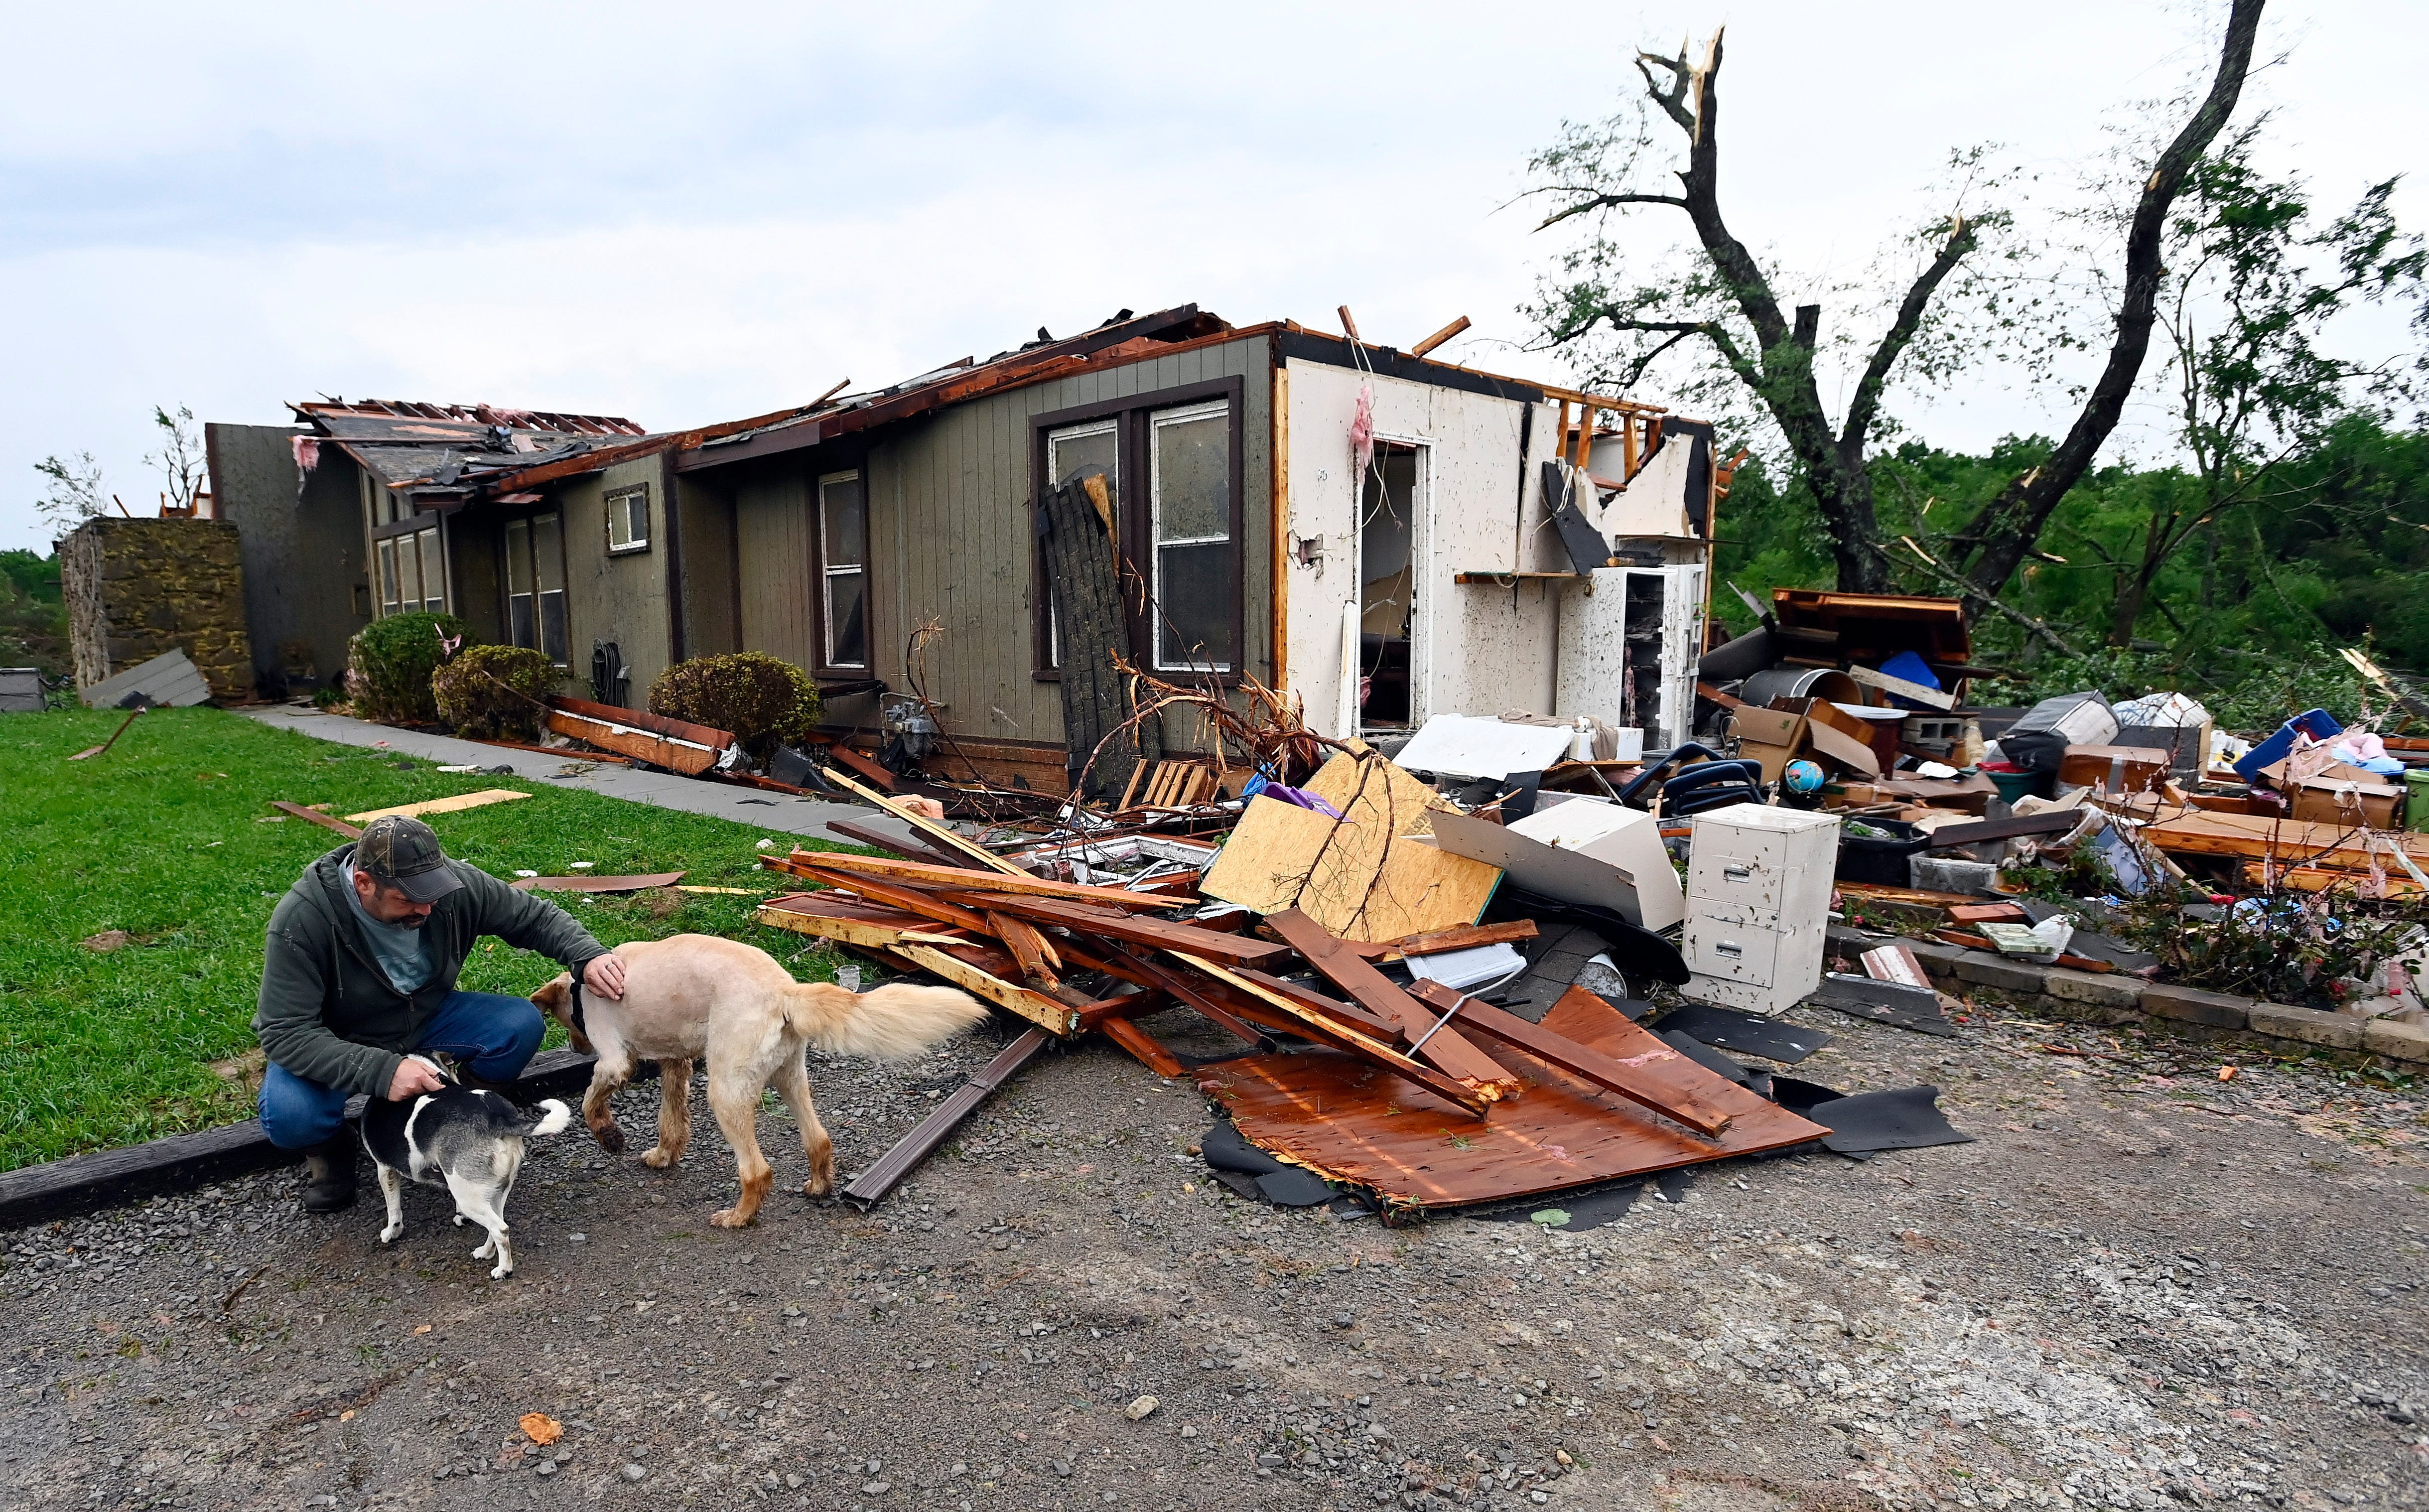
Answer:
[{"left": 211, "top": 305, "right": 1737, "bottom": 779}]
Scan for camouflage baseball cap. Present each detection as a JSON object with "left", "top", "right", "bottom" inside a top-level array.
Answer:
[{"left": 352, "top": 815, "right": 465, "bottom": 904}]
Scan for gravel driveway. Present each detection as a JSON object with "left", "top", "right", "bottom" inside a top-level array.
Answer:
[{"left": 6, "top": 1002, "right": 2426, "bottom": 1512}]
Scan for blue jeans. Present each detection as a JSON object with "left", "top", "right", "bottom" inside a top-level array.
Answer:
[{"left": 258, "top": 990, "right": 545, "bottom": 1149}]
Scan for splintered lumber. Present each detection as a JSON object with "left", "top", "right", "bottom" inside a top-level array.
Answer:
[
  {"left": 1345, "top": 920, "right": 1540, "bottom": 962},
  {"left": 545, "top": 696, "right": 729, "bottom": 775},
  {"left": 2241, "top": 863, "right": 2424, "bottom": 899},
  {"left": 2144, "top": 810, "right": 2429, "bottom": 871},
  {"left": 270, "top": 801, "right": 363, "bottom": 838},
  {"left": 785, "top": 850, "right": 1188, "bottom": 911},
  {"left": 817, "top": 764, "right": 1026, "bottom": 876},
  {"left": 1062, "top": 945, "right": 1271, "bottom": 1049},
  {"left": 753, "top": 893, "right": 972, "bottom": 951},
  {"left": 1172, "top": 952, "right": 1491, "bottom": 1118},
  {"left": 892, "top": 944, "right": 1083, "bottom": 1038},
  {"left": 1265, "top": 908, "right": 1520, "bottom": 1100},
  {"left": 1225, "top": 966, "right": 1405, "bottom": 1041},
  {"left": 512, "top": 871, "right": 686, "bottom": 894},
  {"left": 1407, "top": 981, "right": 1731, "bottom": 1138},
  {"left": 931, "top": 892, "right": 1293, "bottom": 968},
  {"left": 780, "top": 864, "right": 998, "bottom": 936},
  {"left": 1200, "top": 751, "right": 1503, "bottom": 942},
  {"left": 840, "top": 1026, "right": 1052, "bottom": 1208},
  {"left": 1197, "top": 988, "right": 1831, "bottom": 1215},
  {"left": 347, "top": 788, "right": 530, "bottom": 824},
  {"left": 987, "top": 911, "right": 1062, "bottom": 989},
  {"left": 1099, "top": 1016, "right": 1185, "bottom": 1078}
]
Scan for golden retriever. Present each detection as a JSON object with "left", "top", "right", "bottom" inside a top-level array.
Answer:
[{"left": 533, "top": 934, "right": 988, "bottom": 1227}]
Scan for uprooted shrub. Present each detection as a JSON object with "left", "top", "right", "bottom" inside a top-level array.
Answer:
[
  {"left": 432, "top": 644, "right": 560, "bottom": 741},
  {"left": 345, "top": 612, "right": 468, "bottom": 726},
  {"left": 648, "top": 652, "right": 821, "bottom": 756}
]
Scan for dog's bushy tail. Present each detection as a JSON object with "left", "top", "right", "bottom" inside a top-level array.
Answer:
[
  {"left": 528, "top": 1099, "right": 573, "bottom": 1137},
  {"left": 780, "top": 980, "right": 989, "bottom": 1062}
]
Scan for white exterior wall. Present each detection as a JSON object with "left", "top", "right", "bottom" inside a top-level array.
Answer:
[{"left": 1282, "top": 360, "right": 1564, "bottom": 738}]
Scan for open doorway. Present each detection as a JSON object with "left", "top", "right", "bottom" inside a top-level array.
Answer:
[{"left": 1357, "top": 441, "right": 1422, "bottom": 730}]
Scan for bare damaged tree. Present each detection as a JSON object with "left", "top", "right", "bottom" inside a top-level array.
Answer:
[
  {"left": 1528, "top": 2, "right": 2266, "bottom": 613},
  {"left": 1947, "top": 0, "right": 2266, "bottom": 602},
  {"left": 1529, "top": 29, "right": 1989, "bottom": 593},
  {"left": 145, "top": 405, "right": 205, "bottom": 511}
]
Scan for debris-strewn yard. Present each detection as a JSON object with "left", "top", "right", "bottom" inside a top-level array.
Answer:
[
  {"left": 3, "top": 1005, "right": 2425, "bottom": 1512},
  {"left": 0, "top": 707, "right": 849, "bottom": 1170}
]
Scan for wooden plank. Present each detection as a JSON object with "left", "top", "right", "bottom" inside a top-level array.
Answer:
[
  {"left": 1200, "top": 751, "right": 1502, "bottom": 942},
  {"left": 1842, "top": 662, "right": 1956, "bottom": 710},
  {"left": 470, "top": 737, "right": 633, "bottom": 765},
  {"left": 2240, "top": 863, "right": 2425, "bottom": 899},
  {"left": 931, "top": 891, "right": 1293, "bottom": 968},
  {"left": 512, "top": 871, "right": 686, "bottom": 893},
  {"left": 1172, "top": 952, "right": 1490, "bottom": 1119},
  {"left": 346, "top": 788, "right": 530, "bottom": 824},
  {"left": 1925, "top": 810, "right": 2087, "bottom": 846},
  {"left": 894, "top": 944, "right": 1082, "bottom": 1038},
  {"left": 546, "top": 692, "right": 732, "bottom": 749},
  {"left": 2145, "top": 810, "right": 2429, "bottom": 870},
  {"left": 818, "top": 764, "right": 1026, "bottom": 875},
  {"left": 270, "top": 801, "right": 363, "bottom": 838},
  {"left": 1407, "top": 981, "right": 1731, "bottom": 1138},
  {"left": 1225, "top": 966, "right": 1406, "bottom": 1040},
  {"left": 1341, "top": 919, "right": 1540, "bottom": 962},
  {"left": 1099, "top": 1016, "right": 1185, "bottom": 1078},
  {"left": 777, "top": 850, "right": 1188, "bottom": 911},
  {"left": 1264, "top": 908, "right": 1520, "bottom": 1099},
  {"left": 823, "top": 741, "right": 899, "bottom": 791},
  {"left": 787, "top": 866, "right": 999, "bottom": 937},
  {"left": 1944, "top": 902, "right": 2029, "bottom": 925},
  {"left": 839, "top": 1027, "right": 1052, "bottom": 1209},
  {"left": 1059, "top": 943, "right": 1269, "bottom": 1048},
  {"left": 752, "top": 898, "right": 971, "bottom": 952}
]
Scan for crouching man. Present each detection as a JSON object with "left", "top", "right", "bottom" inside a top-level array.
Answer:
[{"left": 253, "top": 814, "right": 627, "bottom": 1213}]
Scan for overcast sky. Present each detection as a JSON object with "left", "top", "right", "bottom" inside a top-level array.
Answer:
[{"left": 3, "top": 1, "right": 2420, "bottom": 552}]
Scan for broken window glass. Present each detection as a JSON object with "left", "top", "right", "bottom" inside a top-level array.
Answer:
[
  {"left": 1150, "top": 401, "right": 1233, "bottom": 672},
  {"left": 819, "top": 472, "right": 868, "bottom": 669}
]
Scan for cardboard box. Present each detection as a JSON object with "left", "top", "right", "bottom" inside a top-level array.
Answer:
[
  {"left": 1760, "top": 698, "right": 1882, "bottom": 777},
  {"left": 2264, "top": 760, "right": 2408, "bottom": 828},
  {"left": 2058, "top": 744, "right": 2172, "bottom": 794},
  {"left": 1729, "top": 707, "right": 1807, "bottom": 785}
]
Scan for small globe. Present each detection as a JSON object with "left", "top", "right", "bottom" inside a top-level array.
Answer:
[{"left": 1782, "top": 759, "right": 1825, "bottom": 795}]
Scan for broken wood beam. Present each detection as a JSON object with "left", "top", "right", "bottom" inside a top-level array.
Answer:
[
  {"left": 1407, "top": 315, "right": 1472, "bottom": 359},
  {"left": 1264, "top": 908, "right": 1521, "bottom": 1100},
  {"left": 270, "top": 801, "right": 363, "bottom": 838},
  {"left": 822, "top": 819, "right": 980, "bottom": 871},
  {"left": 1338, "top": 919, "right": 1539, "bottom": 962},
  {"left": 893, "top": 944, "right": 1083, "bottom": 1038},
  {"left": 930, "top": 892, "right": 1293, "bottom": 968},
  {"left": 1172, "top": 952, "right": 1491, "bottom": 1118},
  {"left": 987, "top": 910, "right": 1062, "bottom": 991},
  {"left": 817, "top": 764, "right": 1026, "bottom": 875},
  {"left": 1057, "top": 942, "right": 1271, "bottom": 1050},
  {"left": 1098, "top": 1016, "right": 1185, "bottom": 1078},
  {"left": 1409, "top": 981, "right": 1731, "bottom": 1138},
  {"left": 775, "top": 864, "right": 999, "bottom": 937},
  {"left": 786, "top": 850, "right": 1189, "bottom": 911},
  {"left": 1223, "top": 966, "right": 1405, "bottom": 1042}
]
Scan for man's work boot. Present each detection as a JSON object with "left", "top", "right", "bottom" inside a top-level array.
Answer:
[{"left": 299, "top": 1135, "right": 358, "bottom": 1214}]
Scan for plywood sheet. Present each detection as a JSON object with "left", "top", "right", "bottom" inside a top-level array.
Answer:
[
  {"left": 347, "top": 789, "right": 530, "bottom": 823},
  {"left": 1201, "top": 751, "right": 1502, "bottom": 942},
  {"left": 1198, "top": 985, "right": 1828, "bottom": 1213}
]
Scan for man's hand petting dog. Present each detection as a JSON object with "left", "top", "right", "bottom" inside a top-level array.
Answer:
[
  {"left": 387, "top": 1057, "right": 446, "bottom": 1101},
  {"left": 582, "top": 953, "right": 628, "bottom": 1000}
]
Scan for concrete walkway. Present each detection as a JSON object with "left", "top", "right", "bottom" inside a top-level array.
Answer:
[{"left": 235, "top": 703, "right": 913, "bottom": 846}]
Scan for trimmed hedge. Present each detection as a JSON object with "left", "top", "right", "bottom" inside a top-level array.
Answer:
[
  {"left": 345, "top": 612, "right": 467, "bottom": 726},
  {"left": 649, "top": 652, "right": 821, "bottom": 756},
  {"left": 432, "top": 644, "right": 560, "bottom": 741}
]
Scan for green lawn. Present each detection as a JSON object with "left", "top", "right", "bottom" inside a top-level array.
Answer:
[{"left": 0, "top": 706, "right": 855, "bottom": 1171}]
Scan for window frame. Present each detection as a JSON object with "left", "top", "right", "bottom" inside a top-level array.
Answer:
[
  {"left": 604, "top": 484, "right": 651, "bottom": 556},
  {"left": 368, "top": 510, "right": 447, "bottom": 619},
  {"left": 501, "top": 507, "right": 571, "bottom": 667},
  {"left": 1028, "top": 375, "right": 1245, "bottom": 684},
  {"left": 814, "top": 468, "right": 871, "bottom": 673}
]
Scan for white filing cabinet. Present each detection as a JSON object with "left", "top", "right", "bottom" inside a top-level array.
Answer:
[{"left": 1680, "top": 803, "right": 1840, "bottom": 1016}]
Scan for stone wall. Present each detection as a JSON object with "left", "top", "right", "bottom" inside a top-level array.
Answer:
[{"left": 60, "top": 518, "right": 256, "bottom": 699}]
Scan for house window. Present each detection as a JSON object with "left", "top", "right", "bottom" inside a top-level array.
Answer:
[
  {"left": 1043, "top": 419, "right": 1120, "bottom": 665},
  {"left": 605, "top": 486, "right": 650, "bottom": 554},
  {"left": 818, "top": 471, "right": 868, "bottom": 670},
  {"left": 504, "top": 513, "right": 568, "bottom": 664},
  {"left": 1149, "top": 399, "right": 1234, "bottom": 672},
  {"left": 374, "top": 524, "right": 445, "bottom": 617},
  {"left": 1030, "top": 377, "right": 1243, "bottom": 680}
]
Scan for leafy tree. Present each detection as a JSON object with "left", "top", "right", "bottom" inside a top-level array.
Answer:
[
  {"left": 33, "top": 452, "right": 105, "bottom": 534},
  {"left": 145, "top": 404, "right": 204, "bottom": 512}
]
